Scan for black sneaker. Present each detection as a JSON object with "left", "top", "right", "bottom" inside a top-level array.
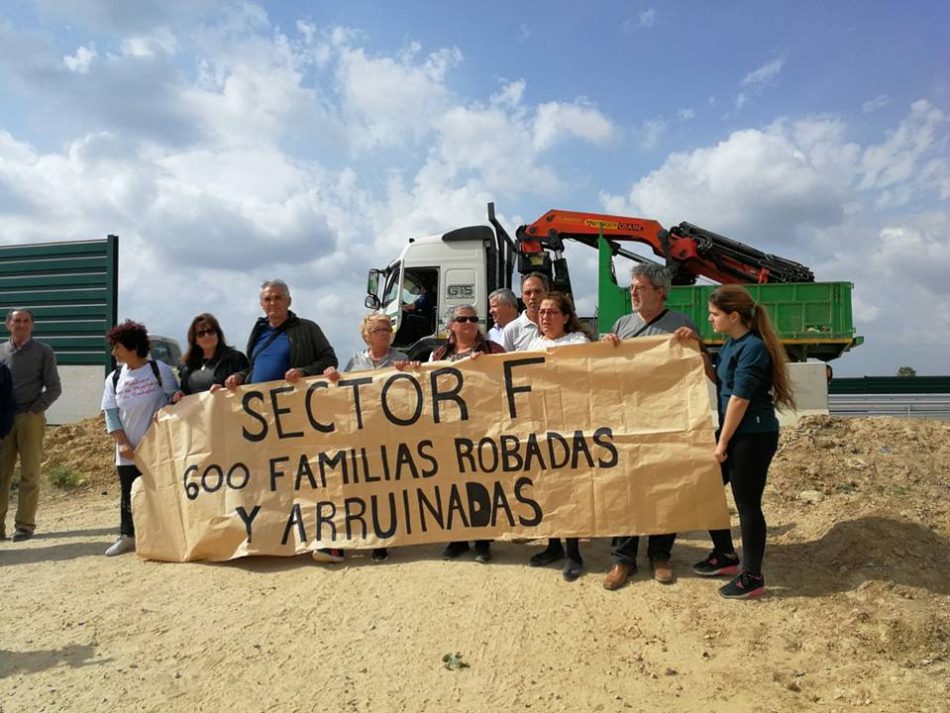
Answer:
[
  {"left": 719, "top": 572, "right": 766, "bottom": 599},
  {"left": 529, "top": 542, "right": 565, "bottom": 567},
  {"left": 692, "top": 551, "right": 740, "bottom": 577},
  {"left": 474, "top": 543, "right": 492, "bottom": 564},
  {"left": 371, "top": 548, "right": 389, "bottom": 562},
  {"left": 442, "top": 541, "right": 469, "bottom": 560}
]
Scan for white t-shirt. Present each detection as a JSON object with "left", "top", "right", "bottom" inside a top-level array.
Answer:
[
  {"left": 526, "top": 331, "right": 591, "bottom": 350},
  {"left": 486, "top": 325, "right": 505, "bottom": 344},
  {"left": 501, "top": 311, "right": 541, "bottom": 352},
  {"left": 101, "top": 361, "right": 179, "bottom": 466}
]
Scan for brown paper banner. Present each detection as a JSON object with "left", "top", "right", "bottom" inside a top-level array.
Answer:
[{"left": 132, "top": 337, "right": 729, "bottom": 562}]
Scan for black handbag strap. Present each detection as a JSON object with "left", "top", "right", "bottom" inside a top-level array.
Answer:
[
  {"left": 630, "top": 309, "right": 669, "bottom": 338},
  {"left": 249, "top": 322, "right": 289, "bottom": 369},
  {"left": 112, "top": 360, "right": 161, "bottom": 391}
]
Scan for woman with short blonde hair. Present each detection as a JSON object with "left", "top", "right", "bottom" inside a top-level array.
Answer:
[
  {"left": 358, "top": 314, "right": 395, "bottom": 346},
  {"left": 320, "top": 313, "right": 409, "bottom": 563}
]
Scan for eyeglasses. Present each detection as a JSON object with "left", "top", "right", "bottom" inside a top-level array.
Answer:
[
  {"left": 453, "top": 316, "right": 479, "bottom": 323},
  {"left": 538, "top": 309, "right": 563, "bottom": 316},
  {"left": 630, "top": 284, "right": 655, "bottom": 294},
  {"left": 195, "top": 328, "right": 217, "bottom": 337},
  {"left": 368, "top": 327, "right": 392, "bottom": 334}
]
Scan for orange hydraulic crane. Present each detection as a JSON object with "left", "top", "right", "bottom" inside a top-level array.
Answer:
[{"left": 515, "top": 208, "right": 814, "bottom": 291}]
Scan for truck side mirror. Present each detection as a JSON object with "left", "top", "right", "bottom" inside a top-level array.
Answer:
[
  {"left": 367, "top": 269, "right": 381, "bottom": 296},
  {"left": 364, "top": 295, "right": 381, "bottom": 310}
]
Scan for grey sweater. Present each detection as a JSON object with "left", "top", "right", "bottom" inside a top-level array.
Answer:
[{"left": 0, "top": 338, "right": 62, "bottom": 413}]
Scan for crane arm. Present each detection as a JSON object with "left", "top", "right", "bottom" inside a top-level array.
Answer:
[{"left": 517, "top": 209, "right": 814, "bottom": 286}]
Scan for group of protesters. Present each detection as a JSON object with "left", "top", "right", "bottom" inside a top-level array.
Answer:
[{"left": 82, "top": 261, "right": 793, "bottom": 599}]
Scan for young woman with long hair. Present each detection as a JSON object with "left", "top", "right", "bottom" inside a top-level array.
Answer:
[{"left": 676, "top": 285, "right": 794, "bottom": 598}]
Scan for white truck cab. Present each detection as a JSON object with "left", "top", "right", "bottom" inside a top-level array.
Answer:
[{"left": 366, "top": 209, "right": 514, "bottom": 360}]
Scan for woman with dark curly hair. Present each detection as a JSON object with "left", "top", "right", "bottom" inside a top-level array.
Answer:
[
  {"left": 100, "top": 320, "right": 178, "bottom": 556},
  {"left": 171, "top": 314, "right": 248, "bottom": 403}
]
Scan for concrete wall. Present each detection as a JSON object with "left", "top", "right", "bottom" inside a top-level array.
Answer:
[
  {"left": 782, "top": 361, "right": 831, "bottom": 425},
  {"left": 46, "top": 365, "right": 105, "bottom": 425}
]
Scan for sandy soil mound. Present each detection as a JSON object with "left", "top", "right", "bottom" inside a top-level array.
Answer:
[
  {"left": 3, "top": 415, "right": 947, "bottom": 712},
  {"left": 40, "top": 414, "right": 114, "bottom": 490}
]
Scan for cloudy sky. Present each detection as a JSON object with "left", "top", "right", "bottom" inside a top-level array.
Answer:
[{"left": 1, "top": 1, "right": 947, "bottom": 375}]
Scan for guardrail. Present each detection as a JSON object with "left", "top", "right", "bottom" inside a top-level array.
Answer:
[{"left": 828, "top": 393, "right": 950, "bottom": 421}]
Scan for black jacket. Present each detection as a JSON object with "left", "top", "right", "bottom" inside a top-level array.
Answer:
[
  {"left": 179, "top": 346, "right": 250, "bottom": 395},
  {"left": 0, "top": 363, "right": 13, "bottom": 439}
]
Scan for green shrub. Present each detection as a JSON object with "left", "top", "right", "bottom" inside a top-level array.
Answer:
[{"left": 47, "top": 463, "right": 86, "bottom": 489}]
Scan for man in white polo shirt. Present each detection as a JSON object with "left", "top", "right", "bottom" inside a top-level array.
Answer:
[
  {"left": 501, "top": 273, "right": 548, "bottom": 352},
  {"left": 486, "top": 288, "right": 519, "bottom": 344}
]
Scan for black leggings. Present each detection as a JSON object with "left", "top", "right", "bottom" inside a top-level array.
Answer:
[
  {"left": 118, "top": 464, "right": 141, "bottom": 537},
  {"left": 709, "top": 431, "right": 778, "bottom": 576}
]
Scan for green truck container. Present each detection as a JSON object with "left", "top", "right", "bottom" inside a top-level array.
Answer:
[{"left": 597, "top": 238, "right": 863, "bottom": 361}]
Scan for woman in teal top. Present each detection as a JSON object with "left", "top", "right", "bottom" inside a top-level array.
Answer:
[{"left": 676, "top": 285, "right": 795, "bottom": 599}]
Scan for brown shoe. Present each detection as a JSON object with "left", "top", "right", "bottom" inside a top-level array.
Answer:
[
  {"left": 652, "top": 559, "right": 674, "bottom": 584},
  {"left": 603, "top": 562, "right": 636, "bottom": 590}
]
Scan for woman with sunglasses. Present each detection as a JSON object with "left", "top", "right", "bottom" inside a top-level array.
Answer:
[
  {"left": 525, "top": 291, "right": 595, "bottom": 582},
  {"left": 321, "top": 313, "right": 409, "bottom": 563},
  {"left": 171, "top": 313, "right": 249, "bottom": 403},
  {"left": 432, "top": 304, "right": 504, "bottom": 563}
]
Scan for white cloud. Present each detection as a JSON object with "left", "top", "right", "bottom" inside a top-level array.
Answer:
[
  {"left": 430, "top": 104, "right": 559, "bottom": 194},
  {"left": 0, "top": 18, "right": 630, "bottom": 366},
  {"left": 184, "top": 30, "right": 336, "bottom": 147},
  {"left": 635, "top": 118, "right": 668, "bottom": 149},
  {"left": 333, "top": 42, "right": 462, "bottom": 150},
  {"left": 602, "top": 103, "right": 950, "bottom": 375},
  {"left": 64, "top": 44, "right": 97, "bottom": 73},
  {"left": 638, "top": 9, "right": 658, "bottom": 28},
  {"left": 860, "top": 100, "right": 946, "bottom": 202},
  {"left": 35, "top": 0, "right": 220, "bottom": 33},
  {"left": 122, "top": 29, "right": 178, "bottom": 58},
  {"left": 624, "top": 8, "right": 657, "bottom": 31},
  {"left": 731, "top": 57, "right": 785, "bottom": 114},
  {"left": 862, "top": 94, "right": 890, "bottom": 113},
  {"left": 869, "top": 215, "right": 950, "bottom": 297},
  {"left": 2, "top": 11, "right": 946, "bottom": 378},
  {"left": 823, "top": 211, "right": 950, "bottom": 369},
  {"left": 296, "top": 20, "right": 317, "bottom": 45},
  {"left": 741, "top": 57, "right": 784, "bottom": 86},
  {"left": 605, "top": 124, "right": 848, "bottom": 250},
  {"left": 491, "top": 79, "right": 525, "bottom": 108},
  {"left": 532, "top": 101, "right": 616, "bottom": 151}
]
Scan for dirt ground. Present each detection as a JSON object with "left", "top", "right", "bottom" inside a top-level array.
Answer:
[{"left": 2, "top": 415, "right": 948, "bottom": 712}]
